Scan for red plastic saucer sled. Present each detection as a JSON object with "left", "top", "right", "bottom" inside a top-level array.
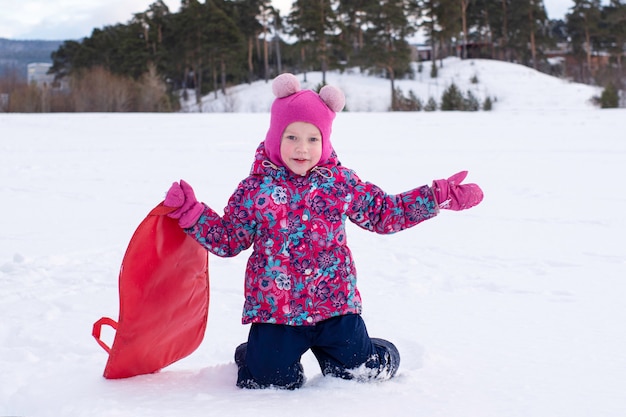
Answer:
[{"left": 92, "top": 202, "right": 209, "bottom": 379}]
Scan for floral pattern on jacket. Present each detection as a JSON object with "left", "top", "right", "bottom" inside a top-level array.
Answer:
[{"left": 185, "top": 142, "right": 438, "bottom": 326}]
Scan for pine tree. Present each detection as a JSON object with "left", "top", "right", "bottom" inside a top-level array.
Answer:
[
  {"left": 505, "top": 0, "right": 549, "bottom": 68},
  {"left": 440, "top": 83, "right": 464, "bottom": 110},
  {"left": 460, "top": 0, "right": 470, "bottom": 59},
  {"left": 424, "top": 96, "right": 438, "bottom": 111},
  {"left": 132, "top": 0, "right": 171, "bottom": 74},
  {"left": 600, "top": 83, "right": 619, "bottom": 108},
  {"left": 420, "top": 0, "right": 461, "bottom": 66},
  {"left": 230, "top": 0, "right": 265, "bottom": 82},
  {"left": 464, "top": 89, "right": 480, "bottom": 111},
  {"left": 567, "top": 0, "right": 603, "bottom": 82},
  {"left": 482, "top": 96, "right": 493, "bottom": 110},
  {"left": 468, "top": 0, "right": 501, "bottom": 59},
  {"left": 287, "top": 0, "right": 338, "bottom": 84},
  {"left": 335, "top": 0, "right": 378, "bottom": 67},
  {"left": 210, "top": 1, "right": 246, "bottom": 93},
  {"left": 599, "top": 0, "right": 626, "bottom": 73},
  {"left": 361, "top": 0, "right": 416, "bottom": 110}
]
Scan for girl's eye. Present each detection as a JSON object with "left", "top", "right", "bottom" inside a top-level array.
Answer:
[
  {"left": 309, "top": 137, "right": 320, "bottom": 142},
  {"left": 286, "top": 135, "right": 297, "bottom": 140}
]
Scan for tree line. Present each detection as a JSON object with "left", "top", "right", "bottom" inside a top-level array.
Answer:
[{"left": 4, "top": 0, "right": 625, "bottom": 112}]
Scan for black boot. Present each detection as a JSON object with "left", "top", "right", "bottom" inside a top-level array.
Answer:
[
  {"left": 234, "top": 342, "right": 304, "bottom": 390},
  {"left": 234, "top": 342, "right": 247, "bottom": 369},
  {"left": 371, "top": 338, "right": 400, "bottom": 379},
  {"left": 234, "top": 342, "right": 262, "bottom": 389}
]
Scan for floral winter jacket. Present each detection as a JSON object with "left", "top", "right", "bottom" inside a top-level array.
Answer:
[{"left": 184, "top": 143, "right": 438, "bottom": 326}]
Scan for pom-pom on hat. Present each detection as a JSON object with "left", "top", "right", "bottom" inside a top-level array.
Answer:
[{"left": 264, "top": 73, "right": 345, "bottom": 167}]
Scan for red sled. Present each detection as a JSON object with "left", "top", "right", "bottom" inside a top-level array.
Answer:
[{"left": 92, "top": 202, "right": 209, "bottom": 379}]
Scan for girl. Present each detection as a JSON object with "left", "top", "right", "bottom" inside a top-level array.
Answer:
[{"left": 164, "top": 73, "right": 483, "bottom": 389}]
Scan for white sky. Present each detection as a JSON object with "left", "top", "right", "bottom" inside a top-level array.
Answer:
[{"left": 0, "top": 0, "right": 596, "bottom": 41}]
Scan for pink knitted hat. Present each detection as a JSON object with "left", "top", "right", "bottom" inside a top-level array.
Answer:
[{"left": 264, "top": 73, "right": 345, "bottom": 167}]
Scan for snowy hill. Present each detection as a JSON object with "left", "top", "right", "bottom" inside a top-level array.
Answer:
[
  {"left": 1, "top": 59, "right": 625, "bottom": 417},
  {"left": 183, "top": 57, "right": 601, "bottom": 112}
]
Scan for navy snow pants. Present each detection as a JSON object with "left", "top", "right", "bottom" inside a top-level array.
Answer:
[{"left": 235, "top": 314, "right": 400, "bottom": 389}]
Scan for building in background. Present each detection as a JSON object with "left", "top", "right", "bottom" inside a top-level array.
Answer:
[{"left": 27, "top": 62, "right": 54, "bottom": 87}]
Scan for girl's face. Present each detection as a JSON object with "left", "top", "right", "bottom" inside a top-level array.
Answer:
[{"left": 280, "top": 121, "right": 323, "bottom": 176}]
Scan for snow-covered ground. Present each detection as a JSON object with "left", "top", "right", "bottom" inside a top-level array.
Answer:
[{"left": 1, "top": 59, "right": 625, "bottom": 417}]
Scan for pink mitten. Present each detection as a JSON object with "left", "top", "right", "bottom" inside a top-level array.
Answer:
[
  {"left": 164, "top": 180, "right": 204, "bottom": 228},
  {"left": 432, "top": 171, "right": 483, "bottom": 211}
]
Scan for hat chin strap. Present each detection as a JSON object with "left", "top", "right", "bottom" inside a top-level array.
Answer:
[
  {"left": 262, "top": 159, "right": 280, "bottom": 170},
  {"left": 311, "top": 166, "right": 332, "bottom": 178}
]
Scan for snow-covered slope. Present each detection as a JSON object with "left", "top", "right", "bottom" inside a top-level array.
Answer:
[{"left": 184, "top": 57, "right": 600, "bottom": 112}]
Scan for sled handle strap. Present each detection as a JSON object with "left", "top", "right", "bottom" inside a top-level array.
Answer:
[
  {"left": 149, "top": 202, "right": 177, "bottom": 217},
  {"left": 92, "top": 317, "right": 118, "bottom": 354}
]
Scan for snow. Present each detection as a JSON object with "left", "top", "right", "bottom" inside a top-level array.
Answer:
[{"left": 1, "top": 58, "right": 625, "bottom": 417}]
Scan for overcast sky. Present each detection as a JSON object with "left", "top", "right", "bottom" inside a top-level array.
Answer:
[{"left": 0, "top": 0, "right": 597, "bottom": 41}]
